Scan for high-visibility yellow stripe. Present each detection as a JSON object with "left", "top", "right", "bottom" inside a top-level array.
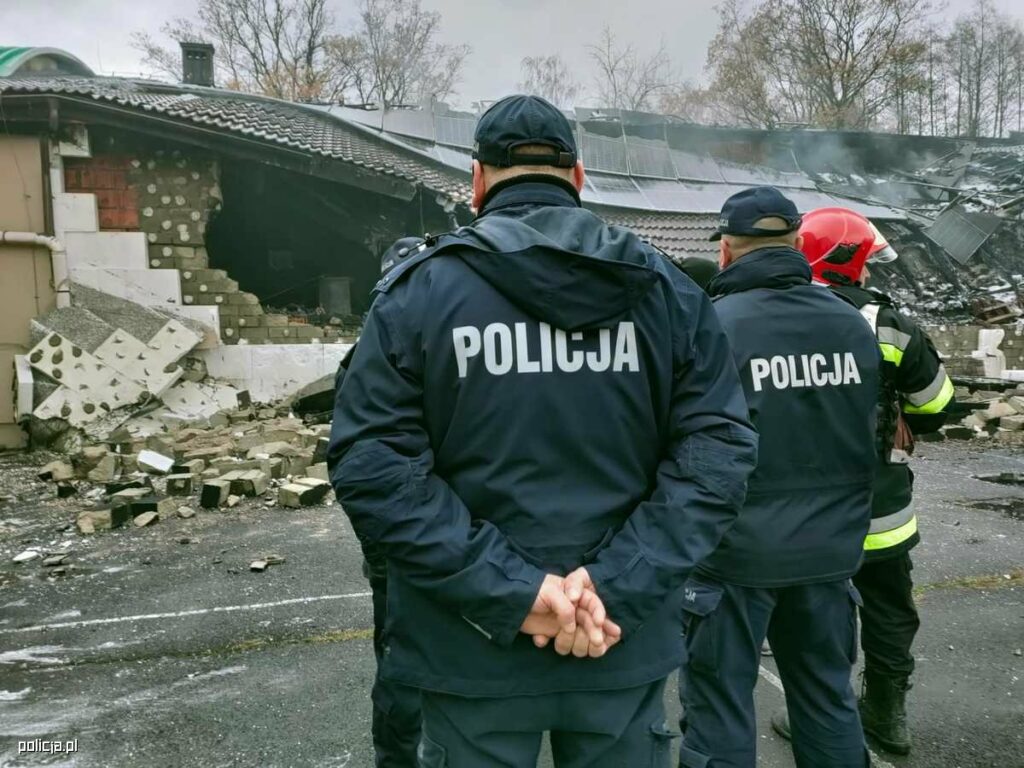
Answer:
[
  {"left": 904, "top": 376, "right": 955, "bottom": 415},
  {"left": 864, "top": 515, "right": 918, "bottom": 551},
  {"left": 879, "top": 342, "right": 903, "bottom": 366}
]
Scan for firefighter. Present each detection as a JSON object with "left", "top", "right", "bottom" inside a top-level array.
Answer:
[
  {"left": 677, "top": 186, "right": 880, "bottom": 768},
  {"left": 334, "top": 237, "right": 426, "bottom": 767},
  {"left": 770, "top": 207, "right": 955, "bottom": 756},
  {"left": 328, "top": 94, "right": 757, "bottom": 767}
]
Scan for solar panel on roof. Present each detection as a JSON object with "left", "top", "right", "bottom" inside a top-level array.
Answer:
[
  {"left": 581, "top": 132, "right": 629, "bottom": 174},
  {"left": 625, "top": 137, "right": 676, "bottom": 178},
  {"left": 670, "top": 151, "right": 724, "bottom": 182},
  {"left": 435, "top": 115, "right": 475, "bottom": 148},
  {"left": 924, "top": 206, "right": 1003, "bottom": 264},
  {"left": 382, "top": 109, "right": 435, "bottom": 140}
]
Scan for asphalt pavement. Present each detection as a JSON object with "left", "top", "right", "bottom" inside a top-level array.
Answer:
[{"left": 1, "top": 441, "right": 1022, "bottom": 767}]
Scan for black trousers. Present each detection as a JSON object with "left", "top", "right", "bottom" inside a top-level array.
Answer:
[
  {"left": 418, "top": 678, "right": 674, "bottom": 768},
  {"left": 678, "top": 578, "right": 869, "bottom": 768},
  {"left": 366, "top": 558, "right": 422, "bottom": 767},
  {"left": 853, "top": 551, "right": 920, "bottom": 679}
]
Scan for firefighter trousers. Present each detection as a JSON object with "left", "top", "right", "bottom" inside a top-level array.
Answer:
[{"left": 853, "top": 551, "right": 920, "bottom": 680}]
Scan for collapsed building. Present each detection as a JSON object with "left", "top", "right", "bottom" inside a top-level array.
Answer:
[{"left": 2, "top": 44, "right": 1024, "bottom": 452}]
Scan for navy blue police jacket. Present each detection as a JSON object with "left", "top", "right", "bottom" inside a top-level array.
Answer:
[
  {"left": 698, "top": 247, "right": 880, "bottom": 588},
  {"left": 328, "top": 179, "right": 758, "bottom": 696}
]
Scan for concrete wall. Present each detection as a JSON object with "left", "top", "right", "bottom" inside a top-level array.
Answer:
[{"left": 0, "top": 136, "right": 55, "bottom": 449}]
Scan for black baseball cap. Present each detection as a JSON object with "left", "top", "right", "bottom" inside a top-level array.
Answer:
[
  {"left": 473, "top": 95, "right": 578, "bottom": 169},
  {"left": 709, "top": 186, "right": 802, "bottom": 241}
]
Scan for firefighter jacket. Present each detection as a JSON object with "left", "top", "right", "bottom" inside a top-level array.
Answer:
[
  {"left": 327, "top": 179, "right": 758, "bottom": 696},
  {"left": 831, "top": 284, "right": 955, "bottom": 561},
  {"left": 698, "top": 247, "right": 880, "bottom": 587}
]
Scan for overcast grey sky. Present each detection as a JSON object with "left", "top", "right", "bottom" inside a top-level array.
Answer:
[{"left": 5, "top": 0, "right": 1024, "bottom": 108}]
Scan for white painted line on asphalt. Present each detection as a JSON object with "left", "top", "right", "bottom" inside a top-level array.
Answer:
[
  {"left": 0, "top": 592, "right": 373, "bottom": 635},
  {"left": 758, "top": 665, "right": 895, "bottom": 768}
]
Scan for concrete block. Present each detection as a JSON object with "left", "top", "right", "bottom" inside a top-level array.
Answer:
[
  {"left": 224, "top": 469, "right": 269, "bottom": 497},
  {"left": 38, "top": 461, "right": 75, "bottom": 482},
  {"left": 984, "top": 401, "right": 1018, "bottom": 421},
  {"left": 1000, "top": 414, "right": 1024, "bottom": 431},
  {"left": 133, "top": 511, "right": 159, "bottom": 527},
  {"left": 282, "top": 454, "right": 314, "bottom": 477},
  {"left": 278, "top": 481, "right": 330, "bottom": 508},
  {"left": 200, "top": 479, "right": 231, "bottom": 508},
  {"left": 77, "top": 509, "right": 116, "bottom": 533},
  {"left": 306, "top": 462, "right": 329, "bottom": 482},
  {"left": 138, "top": 449, "right": 175, "bottom": 474},
  {"left": 246, "top": 441, "right": 300, "bottom": 459},
  {"left": 166, "top": 474, "right": 195, "bottom": 495},
  {"left": 86, "top": 453, "right": 120, "bottom": 483},
  {"left": 172, "top": 458, "right": 206, "bottom": 475},
  {"left": 184, "top": 445, "right": 232, "bottom": 463}
]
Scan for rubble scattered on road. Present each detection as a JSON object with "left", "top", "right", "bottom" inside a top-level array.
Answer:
[
  {"left": 930, "top": 384, "right": 1024, "bottom": 443},
  {"left": 13, "top": 549, "right": 41, "bottom": 563},
  {"left": 250, "top": 554, "right": 285, "bottom": 572},
  {"left": 22, "top": 403, "right": 337, "bottom": 537}
]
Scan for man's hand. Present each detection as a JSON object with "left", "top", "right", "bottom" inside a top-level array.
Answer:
[{"left": 520, "top": 574, "right": 577, "bottom": 639}]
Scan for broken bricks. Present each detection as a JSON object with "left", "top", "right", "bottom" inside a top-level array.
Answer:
[
  {"left": 250, "top": 554, "right": 285, "bottom": 572},
  {"left": 137, "top": 449, "right": 175, "bottom": 475},
  {"left": 277, "top": 477, "right": 331, "bottom": 508},
  {"left": 200, "top": 479, "right": 231, "bottom": 508},
  {"left": 166, "top": 474, "right": 195, "bottom": 496},
  {"left": 38, "top": 460, "right": 75, "bottom": 482},
  {"left": 219, "top": 469, "right": 270, "bottom": 497},
  {"left": 133, "top": 511, "right": 160, "bottom": 527}
]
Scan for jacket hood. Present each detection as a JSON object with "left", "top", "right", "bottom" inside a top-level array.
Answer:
[
  {"left": 708, "top": 246, "right": 812, "bottom": 298},
  {"left": 454, "top": 181, "right": 660, "bottom": 331}
]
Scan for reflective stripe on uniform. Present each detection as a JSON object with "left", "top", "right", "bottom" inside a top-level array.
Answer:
[
  {"left": 904, "top": 368, "right": 955, "bottom": 415},
  {"left": 864, "top": 514, "right": 918, "bottom": 551},
  {"left": 878, "top": 343, "right": 904, "bottom": 366},
  {"left": 877, "top": 325, "right": 912, "bottom": 351},
  {"left": 860, "top": 304, "right": 906, "bottom": 366},
  {"left": 869, "top": 506, "right": 915, "bottom": 534}
]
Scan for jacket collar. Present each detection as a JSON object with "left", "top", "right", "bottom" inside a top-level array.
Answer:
[
  {"left": 708, "top": 246, "right": 812, "bottom": 298},
  {"left": 478, "top": 176, "right": 582, "bottom": 217}
]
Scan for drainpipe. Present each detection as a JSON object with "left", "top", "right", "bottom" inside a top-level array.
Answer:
[{"left": 0, "top": 231, "right": 69, "bottom": 308}]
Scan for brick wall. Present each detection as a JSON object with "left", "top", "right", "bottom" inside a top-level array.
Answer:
[{"left": 64, "top": 155, "right": 139, "bottom": 230}]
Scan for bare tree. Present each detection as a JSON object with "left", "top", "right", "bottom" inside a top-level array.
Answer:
[
  {"left": 704, "top": 0, "right": 930, "bottom": 129},
  {"left": 518, "top": 55, "right": 580, "bottom": 108},
  {"left": 329, "top": 0, "right": 470, "bottom": 108},
  {"left": 132, "top": 0, "right": 468, "bottom": 106},
  {"left": 659, "top": 82, "right": 720, "bottom": 124},
  {"left": 587, "top": 27, "right": 675, "bottom": 111},
  {"left": 131, "top": 0, "right": 347, "bottom": 101}
]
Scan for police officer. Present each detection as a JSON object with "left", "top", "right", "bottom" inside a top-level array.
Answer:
[
  {"left": 328, "top": 94, "right": 758, "bottom": 768},
  {"left": 770, "top": 207, "right": 955, "bottom": 756},
  {"left": 677, "top": 187, "right": 880, "bottom": 768},
  {"left": 334, "top": 237, "right": 426, "bottom": 767}
]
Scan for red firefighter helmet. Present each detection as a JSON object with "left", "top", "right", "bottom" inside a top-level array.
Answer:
[{"left": 798, "top": 207, "right": 878, "bottom": 286}]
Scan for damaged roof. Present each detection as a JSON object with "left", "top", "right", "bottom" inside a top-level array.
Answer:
[{"left": 0, "top": 75, "right": 473, "bottom": 203}]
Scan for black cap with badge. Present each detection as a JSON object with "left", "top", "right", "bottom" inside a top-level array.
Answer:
[
  {"left": 473, "top": 94, "right": 578, "bottom": 169},
  {"left": 709, "top": 186, "right": 803, "bottom": 242}
]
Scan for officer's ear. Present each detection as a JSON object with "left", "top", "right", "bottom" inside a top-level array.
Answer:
[
  {"left": 471, "top": 160, "right": 486, "bottom": 213},
  {"left": 718, "top": 239, "right": 732, "bottom": 269},
  {"left": 793, "top": 233, "right": 804, "bottom": 252},
  {"left": 572, "top": 160, "right": 585, "bottom": 193}
]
